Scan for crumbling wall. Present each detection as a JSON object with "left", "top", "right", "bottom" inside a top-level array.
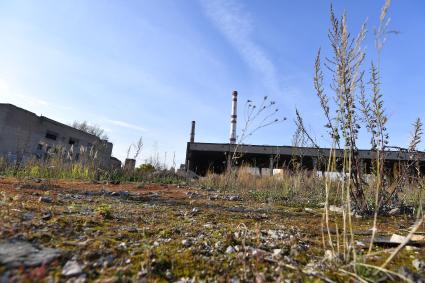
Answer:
[{"left": 0, "top": 104, "right": 114, "bottom": 167}]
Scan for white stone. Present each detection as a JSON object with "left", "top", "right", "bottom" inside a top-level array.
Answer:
[
  {"left": 412, "top": 259, "right": 425, "bottom": 271},
  {"left": 181, "top": 239, "right": 192, "bottom": 247},
  {"left": 62, "top": 260, "right": 83, "bottom": 277},
  {"left": 324, "top": 250, "right": 335, "bottom": 261},
  {"left": 389, "top": 234, "right": 405, "bottom": 243},
  {"left": 272, "top": 249, "right": 282, "bottom": 256},
  {"left": 388, "top": 208, "right": 400, "bottom": 215},
  {"left": 225, "top": 246, "right": 235, "bottom": 254},
  {"left": 329, "top": 205, "right": 344, "bottom": 213}
]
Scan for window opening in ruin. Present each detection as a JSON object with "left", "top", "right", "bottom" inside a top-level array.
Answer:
[
  {"left": 69, "top": 137, "right": 79, "bottom": 145},
  {"left": 45, "top": 131, "right": 58, "bottom": 140}
]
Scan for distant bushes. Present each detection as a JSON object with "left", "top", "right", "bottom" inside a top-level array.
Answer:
[{"left": 0, "top": 154, "right": 185, "bottom": 185}]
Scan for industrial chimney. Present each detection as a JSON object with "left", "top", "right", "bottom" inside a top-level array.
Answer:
[
  {"left": 229, "top": 91, "right": 238, "bottom": 144},
  {"left": 190, "top": 121, "right": 196, "bottom": 143}
]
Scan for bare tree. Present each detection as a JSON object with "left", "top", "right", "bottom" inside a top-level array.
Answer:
[{"left": 71, "top": 121, "right": 109, "bottom": 141}]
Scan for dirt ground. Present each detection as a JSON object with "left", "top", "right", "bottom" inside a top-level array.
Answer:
[{"left": 0, "top": 176, "right": 424, "bottom": 282}]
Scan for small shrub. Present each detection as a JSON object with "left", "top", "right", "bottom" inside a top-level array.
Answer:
[{"left": 96, "top": 204, "right": 112, "bottom": 219}]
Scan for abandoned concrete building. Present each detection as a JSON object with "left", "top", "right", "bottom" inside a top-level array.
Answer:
[
  {"left": 185, "top": 91, "right": 425, "bottom": 176},
  {"left": 0, "top": 103, "right": 120, "bottom": 168}
]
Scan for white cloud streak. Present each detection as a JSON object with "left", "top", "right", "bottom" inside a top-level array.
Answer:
[
  {"left": 201, "top": 0, "right": 282, "bottom": 97},
  {"left": 106, "top": 119, "right": 147, "bottom": 132}
]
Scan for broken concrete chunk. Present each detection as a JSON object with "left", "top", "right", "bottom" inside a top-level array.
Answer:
[
  {"left": 323, "top": 249, "right": 335, "bottom": 261},
  {"left": 227, "top": 195, "right": 241, "bottom": 201},
  {"left": 398, "top": 266, "right": 424, "bottom": 283},
  {"left": 412, "top": 234, "right": 425, "bottom": 242},
  {"left": 22, "top": 212, "right": 34, "bottom": 221},
  {"left": 388, "top": 207, "right": 400, "bottom": 215},
  {"left": 272, "top": 249, "right": 282, "bottom": 257},
  {"left": 186, "top": 191, "right": 200, "bottom": 199},
  {"left": 0, "top": 240, "right": 61, "bottom": 268},
  {"left": 390, "top": 234, "right": 406, "bottom": 243},
  {"left": 225, "top": 246, "right": 235, "bottom": 254},
  {"left": 412, "top": 259, "right": 425, "bottom": 271},
  {"left": 62, "top": 260, "right": 83, "bottom": 277},
  {"left": 328, "top": 205, "right": 344, "bottom": 214},
  {"left": 39, "top": 196, "right": 53, "bottom": 203},
  {"left": 42, "top": 211, "right": 52, "bottom": 221},
  {"left": 371, "top": 234, "right": 425, "bottom": 247},
  {"left": 304, "top": 208, "right": 314, "bottom": 213},
  {"left": 388, "top": 233, "right": 425, "bottom": 243},
  {"left": 119, "top": 191, "right": 130, "bottom": 198},
  {"left": 181, "top": 239, "right": 192, "bottom": 247},
  {"left": 191, "top": 207, "right": 200, "bottom": 214}
]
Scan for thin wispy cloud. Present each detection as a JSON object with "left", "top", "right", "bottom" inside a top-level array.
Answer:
[
  {"left": 201, "top": 0, "right": 282, "bottom": 97},
  {"left": 106, "top": 119, "right": 147, "bottom": 132},
  {"left": 0, "top": 78, "right": 50, "bottom": 108}
]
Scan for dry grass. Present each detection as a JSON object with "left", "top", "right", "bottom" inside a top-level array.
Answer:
[{"left": 201, "top": 166, "right": 338, "bottom": 207}]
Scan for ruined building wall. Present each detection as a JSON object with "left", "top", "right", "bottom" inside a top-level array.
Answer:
[{"left": 0, "top": 103, "right": 114, "bottom": 167}]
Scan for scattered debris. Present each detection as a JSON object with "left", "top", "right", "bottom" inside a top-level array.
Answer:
[
  {"left": 191, "top": 207, "right": 200, "bottom": 214},
  {"left": 388, "top": 207, "right": 400, "bottom": 216},
  {"left": 117, "top": 242, "right": 127, "bottom": 251},
  {"left": 62, "top": 260, "right": 83, "bottom": 277},
  {"left": 32, "top": 178, "right": 46, "bottom": 183},
  {"left": 186, "top": 191, "right": 200, "bottom": 199},
  {"left": 390, "top": 234, "right": 406, "bottom": 243},
  {"left": 370, "top": 234, "right": 425, "bottom": 247},
  {"left": 148, "top": 192, "right": 160, "bottom": 199},
  {"left": 120, "top": 191, "right": 130, "bottom": 198},
  {"left": 38, "top": 196, "right": 53, "bottom": 203},
  {"left": 225, "top": 246, "right": 236, "bottom": 254},
  {"left": 398, "top": 267, "right": 425, "bottom": 283},
  {"left": 0, "top": 241, "right": 61, "bottom": 268},
  {"left": 182, "top": 239, "right": 192, "bottom": 248},
  {"left": 42, "top": 211, "right": 52, "bottom": 221},
  {"left": 390, "top": 233, "right": 425, "bottom": 243},
  {"left": 208, "top": 194, "right": 219, "bottom": 201},
  {"left": 412, "top": 259, "right": 425, "bottom": 272},
  {"left": 328, "top": 205, "right": 344, "bottom": 214},
  {"left": 227, "top": 195, "right": 242, "bottom": 201},
  {"left": 1, "top": 177, "right": 424, "bottom": 282},
  {"left": 22, "top": 212, "right": 34, "bottom": 221}
]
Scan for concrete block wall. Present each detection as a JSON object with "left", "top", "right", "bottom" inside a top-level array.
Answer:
[{"left": 0, "top": 103, "right": 114, "bottom": 167}]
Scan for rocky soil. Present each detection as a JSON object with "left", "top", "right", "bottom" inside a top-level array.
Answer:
[{"left": 0, "top": 177, "right": 424, "bottom": 282}]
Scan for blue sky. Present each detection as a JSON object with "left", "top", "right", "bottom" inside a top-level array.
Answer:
[{"left": 0, "top": 0, "right": 424, "bottom": 166}]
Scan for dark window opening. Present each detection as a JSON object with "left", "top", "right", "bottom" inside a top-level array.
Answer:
[
  {"left": 69, "top": 138, "right": 79, "bottom": 145},
  {"left": 45, "top": 131, "right": 58, "bottom": 140},
  {"left": 37, "top": 144, "right": 43, "bottom": 150}
]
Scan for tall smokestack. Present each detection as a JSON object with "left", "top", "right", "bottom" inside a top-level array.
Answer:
[
  {"left": 229, "top": 91, "right": 238, "bottom": 144},
  {"left": 190, "top": 121, "right": 195, "bottom": 143}
]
